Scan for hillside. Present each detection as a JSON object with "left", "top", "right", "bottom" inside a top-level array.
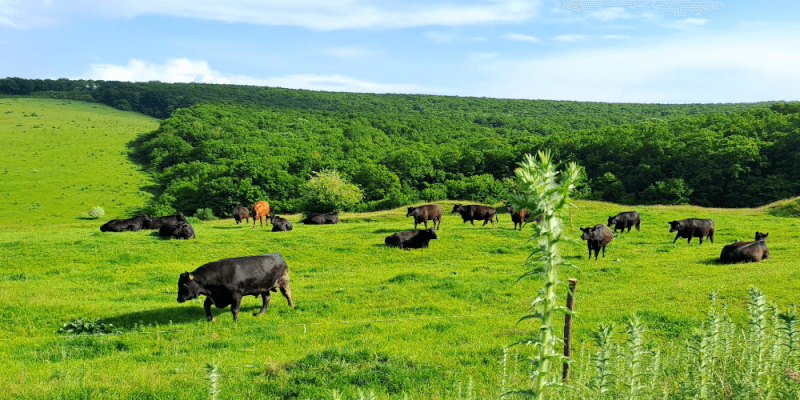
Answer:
[{"left": 0, "top": 98, "right": 159, "bottom": 226}]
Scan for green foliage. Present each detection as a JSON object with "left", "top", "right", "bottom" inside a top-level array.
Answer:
[
  {"left": 301, "top": 170, "right": 363, "bottom": 215},
  {"left": 88, "top": 206, "right": 105, "bottom": 219},
  {"left": 507, "top": 151, "right": 582, "bottom": 399},
  {"left": 194, "top": 207, "right": 216, "bottom": 221},
  {"left": 57, "top": 318, "right": 119, "bottom": 335}
]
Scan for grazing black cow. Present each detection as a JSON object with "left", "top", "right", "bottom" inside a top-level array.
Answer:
[
  {"left": 580, "top": 224, "right": 613, "bottom": 260},
  {"left": 159, "top": 221, "right": 195, "bottom": 240},
  {"left": 231, "top": 205, "right": 250, "bottom": 225},
  {"left": 100, "top": 214, "right": 151, "bottom": 232},
  {"left": 177, "top": 253, "right": 295, "bottom": 322},
  {"left": 385, "top": 228, "right": 438, "bottom": 249},
  {"left": 451, "top": 204, "right": 498, "bottom": 226},
  {"left": 608, "top": 211, "right": 641, "bottom": 233},
  {"left": 669, "top": 219, "right": 714, "bottom": 244},
  {"left": 406, "top": 204, "right": 443, "bottom": 230},
  {"left": 302, "top": 212, "right": 339, "bottom": 225},
  {"left": 147, "top": 212, "right": 187, "bottom": 230},
  {"left": 270, "top": 215, "right": 293, "bottom": 232},
  {"left": 504, "top": 203, "right": 542, "bottom": 231},
  {"left": 719, "top": 232, "right": 770, "bottom": 264}
]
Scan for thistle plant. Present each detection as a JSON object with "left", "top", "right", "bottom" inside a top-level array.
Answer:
[{"left": 506, "top": 150, "right": 582, "bottom": 399}]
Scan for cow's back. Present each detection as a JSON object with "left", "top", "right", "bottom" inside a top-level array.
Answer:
[
  {"left": 195, "top": 254, "right": 288, "bottom": 293},
  {"left": 598, "top": 224, "right": 613, "bottom": 245}
]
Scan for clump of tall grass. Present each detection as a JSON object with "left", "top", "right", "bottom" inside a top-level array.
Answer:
[{"left": 88, "top": 206, "right": 104, "bottom": 219}]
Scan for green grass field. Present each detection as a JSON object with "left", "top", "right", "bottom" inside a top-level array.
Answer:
[{"left": 2, "top": 99, "right": 800, "bottom": 399}]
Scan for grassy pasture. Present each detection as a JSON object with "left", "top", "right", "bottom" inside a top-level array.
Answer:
[
  {"left": 2, "top": 98, "right": 800, "bottom": 398},
  {"left": 0, "top": 97, "right": 159, "bottom": 227}
]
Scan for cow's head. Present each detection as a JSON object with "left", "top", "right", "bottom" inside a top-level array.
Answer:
[
  {"left": 607, "top": 216, "right": 617, "bottom": 226},
  {"left": 505, "top": 203, "right": 515, "bottom": 214},
  {"left": 175, "top": 212, "right": 187, "bottom": 222},
  {"left": 668, "top": 220, "right": 682, "bottom": 233},
  {"left": 755, "top": 232, "right": 769, "bottom": 241},
  {"left": 579, "top": 227, "right": 594, "bottom": 241},
  {"left": 270, "top": 215, "right": 278, "bottom": 223},
  {"left": 406, "top": 207, "right": 417, "bottom": 217},
  {"left": 451, "top": 204, "right": 464, "bottom": 214},
  {"left": 177, "top": 272, "right": 201, "bottom": 303}
]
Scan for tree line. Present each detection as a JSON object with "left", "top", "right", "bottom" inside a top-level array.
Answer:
[{"left": 129, "top": 101, "right": 800, "bottom": 216}]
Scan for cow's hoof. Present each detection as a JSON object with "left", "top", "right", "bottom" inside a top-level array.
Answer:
[
  {"left": 207, "top": 317, "right": 216, "bottom": 322},
  {"left": 252, "top": 312, "right": 264, "bottom": 317}
]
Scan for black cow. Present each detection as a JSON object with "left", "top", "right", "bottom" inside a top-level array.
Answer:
[
  {"left": 177, "top": 254, "right": 295, "bottom": 322},
  {"left": 669, "top": 218, "right": 714, "bottom": 244},
  {"left": 608, "top": 211, "right": 641, "bottom": 233},
  {"left": 147, "top": 212, "right": 187, "bottom": 230},
  {"left": 159, "top": 221, "right": 195, "bottom": 240},
  {"left": 302, "top": 212, "right": 339, "bottom": 225},
  {"left": 385, "top": 228, "right": 438, "bottom": 249},
  {"left": 232, "top": 205, "right": 250, "bottom": 225},
  {"left": 100, "top": 214, "right": 151, "bottom": 232},
  {"left": 451, "top": 204, "right": 498, "bottom": 226},
  {"left": 580, "top": 224, "right": 613, "bottom": 260},
  {"left": 719, "top": 232, "right": 770, "bottom": 264},
  {"left": 406, "top": 204, "right": 443, "bottom": 230},
  {"left": 270, "top": 215, "right": 293, "bottom": 232},
  {"left": 504, "top": 204, "right": 542, "bottom": 231}
]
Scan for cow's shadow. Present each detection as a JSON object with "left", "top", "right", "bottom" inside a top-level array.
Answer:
[
  {"left": 372, "top": 229, "right": 400, "bottom": 234},
  {"left": 700, "top": 258, "right": 722, "bottom": 265},
  {"left": 211, "top": 226, "right": 244, "bottom": 230},
  {"left": 103, "top": 306, "right": 204, "bottom": 328}
]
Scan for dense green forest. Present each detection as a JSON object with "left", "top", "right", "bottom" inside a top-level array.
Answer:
[
  {"left": 3, "top": 77, "right": 798, "bottom": 214},
  {"left": 132, "top": 102, "right": 800, "bottom": 215}
]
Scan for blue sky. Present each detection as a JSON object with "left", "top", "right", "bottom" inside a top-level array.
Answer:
[{"left": 2, "top": 0, "right": 799, "bottom": 103}]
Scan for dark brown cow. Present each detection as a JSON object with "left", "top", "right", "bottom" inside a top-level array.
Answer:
[
  {"left": 580, "top": 224, "right": 613, "bottom": 260},
  {"left": 669, "top": 219, "right": 714, "bottom": 245},
  {"left": 232, "top": 205, "right": 250, "bottom": 225},
  {"left": 302, "top": 212, "right": 339, "bottom": 225},
  {"left": 719, "top": 232, "right": 769, "bottom": 264},
  {"left": 504, "top": 203, "right": 542, "bottom": 231},
  {"left": 607, "top": 211, "right": 641, "bottom": 233},
  {"left": 100, "top": 214, "right": 151, "bottom": 232},
  {"left": 451, "top": 204, "right": 498, "bottom": 227},
  {"left": 159, "top": 221, "right": 196, "bottom": 240},
  {"left": 406, "top": 204, "right": 443, "bottom": 230},
  {"left": 270, "top": 215, "right": 293, "bottom": 232},
  {"left": 385, "top": 228, "right": 438, "bottom": 249},
  {"left": 177, "top": 254, "right": 294, "bottom": 322}
]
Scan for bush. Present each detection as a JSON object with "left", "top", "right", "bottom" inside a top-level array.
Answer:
[
  {"left": 300, "top": 170, "right": 363, "bottom": 216},
  {"left": 88, "top": 206, "right": 105, "bottom": 219},
  {"left": 195, "top": 207, "right": 216, "bottom": 221},
  {"left": 58, "top": 318, "right": 119, "bottom": 335}
]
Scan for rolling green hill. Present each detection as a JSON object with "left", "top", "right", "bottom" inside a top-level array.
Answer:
[{"left": 0, "top": 98, "right": 159, "bottom": 227}]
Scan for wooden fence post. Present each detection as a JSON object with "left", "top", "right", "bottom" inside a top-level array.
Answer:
[{"left": 562, "top": 278, "right": 578, "bottom": 381}]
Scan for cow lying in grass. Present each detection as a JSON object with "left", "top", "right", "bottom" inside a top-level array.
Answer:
[
  {"left": 385, "top": 228, "right": 438, "bottom": 249},
  {"left": 719, "top": 232, "right": 769, "bottom": 264}
]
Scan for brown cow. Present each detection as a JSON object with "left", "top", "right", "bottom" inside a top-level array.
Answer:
[
  {"left": 580, "top": 224, "right": 613, "bottom": 260},
  {"left": 719, "top": 232, "right": 770, "bottom": 264},
  {"left": 253, "top": 201, "right": 270, "bottom": 228},
  {"left": 406, "top": 204, "right": 443, "bottom": 230}
]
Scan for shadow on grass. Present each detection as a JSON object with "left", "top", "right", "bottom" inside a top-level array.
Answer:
[
  {"left": 104, "top": 306, "right": 203, "bottom": 328},
  {"left": 211, "top": 226, "right": 243, "bottom": 230},
  {"left": 372, "top": 229, "right": 400, "bottom": 234},
  {"left": 76, "top": 217, "right": 98, "bottom": 221},
  {"left": 700, "top": 258, "right": 723, "bottom": 265}
]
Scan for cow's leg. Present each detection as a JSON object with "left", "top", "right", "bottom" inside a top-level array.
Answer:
[
  {"left": 587, "top": 243, "right": 592, "bottom": 259},
  {"left": 423, "top": 220, "right": 428, "bottom": 229},
  {"left": 254, "top": 293, "right": 271, "bottom": 316},
  {"left": 602, "top": 245, "right": 606, "bottom": 258},
  {"left": 204, "top": 298, "right": 216, "bottom": 322},
  {"left": 673, "top": 234, "right": 680, "bottom": 244},
  {"left": 280, "top": 283, "right": 295, "bottom": 308},
  {"left": 594, "top": 247, "right": 599, "bottom": 260},
  {"left": 699, "top": 235, "right": 704, "bottom": 244},
  {"left": 627, "top": 226, "right": 632, "bottom": 233},
  {"left": 470, "top": 219, "right": 474, "bottom": 225},
  {"left": 230, "top": 295, "right": 242, "bottom": 322}
]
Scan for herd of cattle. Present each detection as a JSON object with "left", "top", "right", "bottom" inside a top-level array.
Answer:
[{"left": 99, "top": 201, "right": 771, "bottom": 322}]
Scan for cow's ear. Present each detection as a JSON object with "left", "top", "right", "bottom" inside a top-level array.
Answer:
[{"left": 188, "top": 274, "right": 194, "bottom": 280}]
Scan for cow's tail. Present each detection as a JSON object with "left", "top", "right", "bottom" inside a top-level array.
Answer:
[
  {"left": 495, "top": 213, "right": 498, "bottom": 223},
  {"left": 636, "top": 217, "right": 641, "bottom": 232},
  {"left": 709, "top": 228, "right": 714, "bottom": 244}
]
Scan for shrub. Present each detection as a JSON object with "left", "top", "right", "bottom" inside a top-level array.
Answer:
[
  {"left": 195, "top": 207, "right": 216, "bottom": 221},
  {"left": 300, "top": 170, "right": 363, "bottom": 216},
  {"left": 88, "top": 206, "right": 105, "bottom": 219},
  {"left": 58, "top": 318, "right": 119, "bottom": 335}
]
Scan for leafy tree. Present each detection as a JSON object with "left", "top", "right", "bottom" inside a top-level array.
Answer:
[{"left": 300, "top": 170, "right": 363, "bottom": 216}]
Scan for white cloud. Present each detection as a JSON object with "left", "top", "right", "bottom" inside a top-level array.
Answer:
[
  {"left": 502, "top": 33, "right": 541, "bottom": 43},
  {"left": 323, "top": 46, "right": 373, "bottom": 60},
  {"left": 476, "top": 28, "right": 800, "bottom": 103},
  {"left": 89, "top": 0, "right": 540, "bottom": 31},
  {"left": 665, "top": 17, "right": 708, "bottom": 29},
  {"left": 603, "top": 35, "right": 631, "bottom": 39},
  {"left": 0, "top": 0, "right": 22, "bottom": 27},
  {"left": 586, "top": 7, "right": 634, "bottom": 21},
  {"left": 83, "top": 58, "right": 430, "bottom": 94},
  {"left": 552, "top": 34, "right": 587, "bottom": 42},
  {"left": 86, "top": 59, "right": 231, "bottom": 84}
]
